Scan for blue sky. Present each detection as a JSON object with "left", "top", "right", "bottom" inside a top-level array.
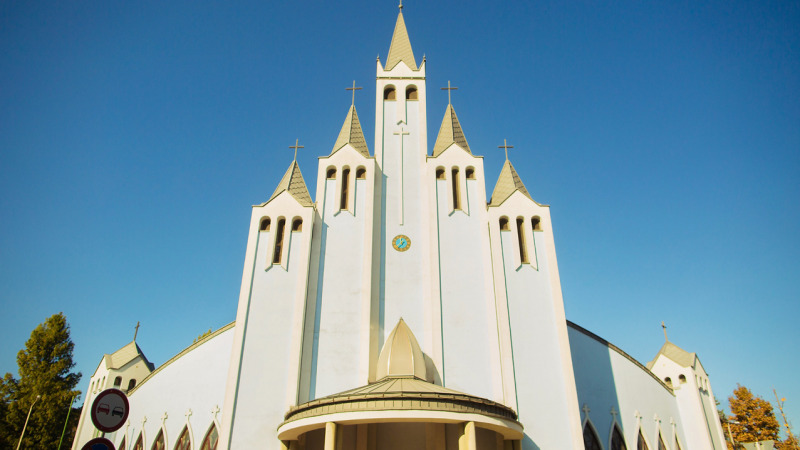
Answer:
[{"left": 1, "top": 0, "right": 798, "bottom": 435}]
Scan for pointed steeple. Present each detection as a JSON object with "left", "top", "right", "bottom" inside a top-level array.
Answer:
[
  {"left": 375, "top": 318, "right": 428, "bottom": 381},
  {"left": 385, "top": 6, "right": 418, "bottom": 71},
  {"left": 331, "top": 105, "right": 369, "bottom": 157},
  {"left": 489, "top": 159, "right": 533, "bottom": 206},
  {"left": 268, "top": 160, "right": 313, "bottom": 206},
  {"left": 432, "top": 104, "right": 471, "bottom": 157}
]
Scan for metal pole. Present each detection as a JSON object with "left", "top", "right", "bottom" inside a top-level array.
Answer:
[
  {"left": 15, "top": 394, "right": 41, "bottom": 450},
  {"left": 57, "top": 393, "right": 78, "bottom": 450},
  {"left": 726, "top": 420, "right": 740, "bottom": 450}
]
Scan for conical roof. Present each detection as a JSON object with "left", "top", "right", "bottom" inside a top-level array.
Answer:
[
  {"left": 331, "top": 105, "right": 369, "bottom": 157},
  {"left": 489, "top": 159, "right": 532, "bottom": 206},
  {"left": 375, "top": 318, "right": 427, "bottom": 381},
  {"left": 432, "top": 104, "right": 471, "bottom": 157},
  {"left": 385, "top": 11, "right": 418, "bottom": 71},
  {"left": 268, "top": 161, "right": 313, "bottom": 207}
]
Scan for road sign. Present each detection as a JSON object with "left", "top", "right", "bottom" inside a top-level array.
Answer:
[
  {"left": 90, "top": 388, "right": 129, "bottom": 433},
  {"left": 81, "top": 437, "right": 116, "bottom": 450}
]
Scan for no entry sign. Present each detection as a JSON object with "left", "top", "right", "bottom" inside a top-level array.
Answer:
[{"left": 90, "top": 388, "right": 129, "bottom": 433}]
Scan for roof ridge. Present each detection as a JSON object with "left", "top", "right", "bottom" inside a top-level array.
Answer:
[
  {"left": 331, "top": 105, "right": 369, "bottom": 157},
  {"left": 432, "top": 104, "right": 471, "bottom": 157},
  {"left": 489, "top": 159, "right": 532, "bottom": 206},
  {"left": 385, "top": 11, "right": 418, "bottom": 71}
]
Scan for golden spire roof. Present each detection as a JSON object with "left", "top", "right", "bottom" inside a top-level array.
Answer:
[
  {"left": 269, "top": 160, "right": 313, "bottom": 206},
  {"left": 432, "top": 104, "right": 471, "bottom": 157},
  {"left": 489, "top": 159, "right": 532, "bottom": 206},
  {"left": 331, "top": 105, "right": 369, "bottom": 157},
  {"left": 385, "top": 10, "right": 418, "bottom": 71},
  {"left": 375, "top": 318, "right": 428, "bottom": 381}
]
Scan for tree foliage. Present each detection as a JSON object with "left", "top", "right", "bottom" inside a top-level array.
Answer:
[
  {"left": 722, "top": 385, "right": 780, "bottom": 449},
  {"left": 0, "top": 313, "right": 82, "bottom": 449}
]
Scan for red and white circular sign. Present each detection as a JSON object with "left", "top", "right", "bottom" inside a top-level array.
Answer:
[{"left": 90, "top": 388, "right": 129, "bottom": 433}]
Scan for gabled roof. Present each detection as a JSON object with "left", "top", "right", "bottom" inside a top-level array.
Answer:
[
  {"left": 104, "top": 341, "right": 153, "bottom": 371},
  {"left": 331, "top": 105, "right": 369, "bottom": 157},
  {"left": 385, "top": 11, "right": 418, "bottom": 71},
  {"left": 647, "top": 341, "right": 697, "bottom": 369},
  {"left": 432, "top": 104, "right": 471, "bottom": 157},
  {"left": 489, "top": 159, "right": 533, "bottom": 206},
  {"left": 268, "top": 161, "right": 313, "bottom": 207}
]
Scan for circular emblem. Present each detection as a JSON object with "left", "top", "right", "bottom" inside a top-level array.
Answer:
[
  {"left": 392, "top": 235, "right": 411, "bottom": 252},
  {"left": 90, "top": 388, "right": 129, "bottom": 433}
]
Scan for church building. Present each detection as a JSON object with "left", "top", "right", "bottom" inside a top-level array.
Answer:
[{"left": 72, "top": 5, "right": 728, "bottom": 450}]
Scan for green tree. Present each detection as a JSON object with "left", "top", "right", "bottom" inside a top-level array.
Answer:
[
  {"left": 725, "top": 385, "right": 780, "bottom": 447},
  {"left": 1, "top": 313, "right": 82, "bottom": 449}
]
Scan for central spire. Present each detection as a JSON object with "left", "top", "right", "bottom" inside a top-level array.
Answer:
[{"left": 385, "top": 6, "right": 418, "bottom": 71}]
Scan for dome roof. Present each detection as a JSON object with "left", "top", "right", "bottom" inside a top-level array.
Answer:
[{"left": 375, "top": 318, "right": 427, "bottom": 381}]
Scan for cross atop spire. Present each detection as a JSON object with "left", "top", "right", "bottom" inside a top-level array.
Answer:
[
  {"left": 499, "top": 139, "right": 513, "bottom": 161},
  {"left": 662, "top": 321, "right": 668, "bottom": 342},
  {"left": 346, "top": 80, "right": 362, "bottom": 106},
  {"left": 441, "top": 81, "right": 458, "bottom": 105},
  {"left": 385, "top": 5, "right": 418, "bottom": 71},
  {"left": 290, "top": 139, "right": 304, "bottom": 162},
  {"left": 134, "top": 321, "right": 140, "bottom": 341}
]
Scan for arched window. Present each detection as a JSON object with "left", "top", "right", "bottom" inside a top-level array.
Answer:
[
  {"left": 119, "top": 437, "right": 127, "bottom": 450},
  {"left": 272, "top": 218, "right": 286, "bottom": 264},
  {"left": 532, "top": 216, "right": 542, "bottom": 231},
  {"left": 451, "top": 167, "right": 461, "bottom": 210},
  {"left": 127, "top": 379, "right": 136, "bottom": 391},
  {"left": 291, "top": 218, "right": 303, "bottom": 232},
  {"left": 499, "top": 217, "right": 510, "bottom": 231},
  {"left": 200, "top": 424, "right": 219, "bottom": 450},
  {"left": 326, "top": 167, "right": 337, "bottom": 179},
  {"left": 151, "top": 429, "right": 165, "bottom": 450},
  {"left": 637, "top": 431, "right": 649, "bottom": 450},
  {"left": 384, "top": 86, "right": 396, "bottom": 100},
  {"left": 133, "top": 433, "right": 144, "bottom": 450},
  {"left": 674, "top": 436, "right": 682, "bottom": 450},
  {"left": 679, "top": 374, "right": 687, "bottom": 383},
  {"left": 664, "top": 377, "right": 672, "bottom": 386},
  {"left": 340, "top": 167, "right": 350, "bottom": 210},
  {"left": 435, "top": 167, "right": 446, "bottom": 180},
  {"left": 259, "top": 217, "right": 271, "bottom": 231},
  {"left": 175, "top": 426, "right": 191, "bottom": 450},
  {"left": 406, "top": 85, "right": 418, "bottom": 100},
  {"left": 611, "top": 425, "right": 627, "bottom": 450},
  {"left": 114, "top": 376, "right": 122, "bottom": 388},
  {"left": 356, "top": 167, "right": 366, "bottom": 179},
  {"left": 583, "top": 423, "right": 602, "bottom": 450},
  {"left": 657, "top": 434, "right": 667, "bottom": 450},
  {"left": 465, "top": 167, "right": 475, "bottom": 179},
  {"left": 517, "top": 217, "right": 529, "bottom": 263}
]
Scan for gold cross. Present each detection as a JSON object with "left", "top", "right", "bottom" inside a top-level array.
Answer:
[
  {"left": 441, "top": 80, "right": 458, "bottom": 105},
  {"left": 289, "top": 139, "right": 304, "bottom": 161},
  {"left": 346, "top": 80, "right": 362, "bottom": 106},
  {"left": 498, "top": 139, "right": 513, "bottom": 161}
]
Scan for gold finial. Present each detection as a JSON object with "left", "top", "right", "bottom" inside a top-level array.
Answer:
[
  {"left": 441, "top": 80, "right": 458, "bottom": 105},
  {"left": 498, "top": 139, "right": 513, "bottom": 161},
  {"left": 399, "top": 0, "right": 403, "bottom": 10},
  {"left": 289, "top": 139, "right": 304, "bottom": 162},
  {"left": 661, "top": 321, "right": 668, "bottom": 342},
  {"left": 346, "top": 80, "right": 362, "bottom": 106}
]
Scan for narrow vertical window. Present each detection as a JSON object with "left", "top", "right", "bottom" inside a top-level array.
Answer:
[
  {"left": 127, "top": 379, "right": 136, "bottom": 391},
  {"left": 637, "top": 431, "right": 650, "bottom": 450},
  {"left": 259, "top": 217, "right": 270, "bottom": 231},
  {"left": 340, "top": 168, "right": 350, "bottom": 210},
  {"left": 114, "top": 376, "right": 122, "bottom": 388},
  {"left": 273, "top": 218, "right": 286, "bottom": 264},
  {"left": 119, "top": 437, "right": 126, "bottom": 450},
  {"left": 356, "top": 167, "right": 366, "bottom": 179},
  {"left": 292, "top": 218, "right": 303, "bottom": 232},
  {"left": 499, "top": 217, "right": 510, "bottom": 231},
  {"left": 133, "top": 434, "right": 144, "bottom": 450},
  {"left": 531, "top": 216, "right": 542, "bottom": 231},
  {"left": 175, "top": 426, "right": 191, "bottom": 450},
  {"left": 384, "top": 86, "right": 396, "bottom": 100},
  {"left": 406, "top": 85, "right": 418, "bottom": 100},
  {"left": 436, "top": 167, "right": 446, "bottom": 180},
  {"left": 611, "top": 425, "right": 627, "bottom": 450},
  {"left": 200, "top": 424, "right": 219, "bottom": 450},
  {"left": 451, "top": 167, "right": 461, "bottom": 210},
  {"left": 674, "top": 436, "right": 682, "bottom": 450},
  {"left": 151, "top": 429, "right": 165, "bottom": 450},
  {"left": 326, "top": 167, "right": 336, "bottom": 179},
  {"left": 517, "top": 217, "right": 528, "bottom": 263},
  {"left": 583, "top": 423, "right": 602, "bottom": 450},
  {"left": 658, "top": 434, "right": 667, "bottom": 450},
  {"left": 465, "top": 167, "right": 475, "bottom": 179}
]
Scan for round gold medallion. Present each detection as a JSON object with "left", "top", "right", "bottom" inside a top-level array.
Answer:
[{"left": 392, "top": 235, "right": 411, "bottom": 252}]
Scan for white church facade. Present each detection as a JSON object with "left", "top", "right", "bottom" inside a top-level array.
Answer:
[{"left": 72, "top": 6, "right": 727, "bottom": 450}]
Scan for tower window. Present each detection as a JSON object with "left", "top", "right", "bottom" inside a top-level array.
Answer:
[
  {"left": 259, "top": 217, "right": 271, "bottom": 231},
  {"left": 291, "top": 218, "right": 303, "bottom": 232},
  {"left": 356, "top": 167, "right": 366, "bottom": 179},
  {"left": 583, "top": 423, "right": 602, "bottom": 450},
  {"left": 436, "top": 167, "right": 446, "bottom": 180},
  {"left": 272, "top": 218, "right": 286, "bottom": 264},
  {"left": 531, "top": 216, "right": 542, "bottom": 231},
  {"left": 665, "top": 377, "right": 672, "bottom": 386},
  {"left": 611, "top": 425, "right": 627, "bottom": 450},
  {"left": 499, "top": 217, "right": 510, "bottom": 231},
  {"left": 451, "top": 167, "right": 461, "bottom": 210},
  {"left": 679, "top": 374, "right": 687, "bottom": 383},
  {"left": 326, "top": 167, "right": 337, "bottom": 179},
  {"left": 127, "top": 379, "right": 136, "bottom": 391},
  {"left": 517, "top": 217, "right": 529, "bottom": 263},
  {"left": 114, "top": 376, "right": 122, "bottom": 388},
  {"left": 406, "top": 85, "right": 418, "bottom": 100},
  {"left": 465, "top": 167, "right": 475, "bottom": 179},
  {"left": 340, "top": 167, "right": 350, "bottom": 210},
  {"left": 384, "top": 86, "right": 396, "bottom": 100}
]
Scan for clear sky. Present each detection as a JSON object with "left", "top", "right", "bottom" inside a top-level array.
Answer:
[{"left": 1, "top": 0, "right": 798, "bottom": 436}]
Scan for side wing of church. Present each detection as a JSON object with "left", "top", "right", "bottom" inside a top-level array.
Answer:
[{"left": 72, "top": 6, "right": 728, "bottom": 450}]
